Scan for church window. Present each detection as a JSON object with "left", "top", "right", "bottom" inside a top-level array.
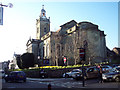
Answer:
[
  {"left": 44, "top": 27, "right": 47, "bottom": 34},
  {"left": 37, "top": 28, "right": 39, "bottom": 33},
  {"left": 57, "top": 45, "right": 60, "bottom": 57},
  {"left": 69, "top": 29, "right": 72, "bottom": 32},
  {"left": 43, "top": 47, "right": 44, "bottom": 58},
  {"left": 46, "top": 44, "right": 49, "bottom": 57}
]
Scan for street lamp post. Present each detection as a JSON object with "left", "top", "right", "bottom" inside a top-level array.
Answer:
[
  {"left": 0, "top": 3, "right": 13, "bottom": 8},
  {"left": 0, "top": 3, "right": 13, "bottom": 25},
  {"left": 38, "top": 56, "right": 41, "bottom": 77}
]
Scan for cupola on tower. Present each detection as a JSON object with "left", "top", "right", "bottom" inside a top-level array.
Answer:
[{"left": 36, "top": 5, "right": 50, "bottom": 39}]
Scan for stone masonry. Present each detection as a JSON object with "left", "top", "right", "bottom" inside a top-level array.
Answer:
[{"left": 26, "top": 5, "right": 107, "bottom": 66}]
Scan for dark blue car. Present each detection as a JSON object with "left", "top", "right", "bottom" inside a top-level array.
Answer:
[{"left": 4, "top": 71, "right": 26, "bottom": 83}]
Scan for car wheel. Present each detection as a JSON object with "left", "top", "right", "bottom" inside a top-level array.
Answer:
[
  {"left": 115, "top": 77, "right": 120, "bottom": 82},
  {"left": 23, "top": 79, "right": 26, "bottom": 82},
  {"left": 65, "top": 74, "right": 69, "bottom": 78},
  {"left": 5, "top": 79, "right": 8, "bottom": 83},
  {"left": 103, "top": 79, "right": 107, "bottom": 82}
]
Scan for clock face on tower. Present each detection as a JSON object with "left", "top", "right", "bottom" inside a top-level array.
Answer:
[{"left": 43, "top": 13, "right": 45, "bottom": 16}]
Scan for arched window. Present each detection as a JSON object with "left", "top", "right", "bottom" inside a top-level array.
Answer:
[
  {"left": 44, "top": 27, "right": 47, "bottom": 34},
  {"left": 57, "top": 44, "right": 60, "bottom": 57},
  {"left": 46, "top": 44, "right": 49, "bottom": 57}
]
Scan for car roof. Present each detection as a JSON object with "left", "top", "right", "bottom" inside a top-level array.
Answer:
[
  {"left": 73, "top": 69, "right": 80, "bottom": 70},
  {"left": 88, "top": 66, "right": 97, "bottom": 68},
  {"left": 11, "top": 71, "right": 24, "bottom": 73},
  {"left": 114, "top": 66, "right": 120, "bottom": 69}
]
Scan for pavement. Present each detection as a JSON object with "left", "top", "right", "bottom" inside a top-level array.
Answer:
[{"left": 27, "top": 78, "right": 120, "bottom": 89}]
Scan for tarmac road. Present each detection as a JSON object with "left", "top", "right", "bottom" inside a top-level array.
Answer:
[{"left": 1, "top": 78, "right": 120, "bottom": 90}]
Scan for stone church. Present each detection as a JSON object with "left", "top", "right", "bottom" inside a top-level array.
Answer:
[{"left": 26, "top": 5, "right": 107, "bottom": 66}]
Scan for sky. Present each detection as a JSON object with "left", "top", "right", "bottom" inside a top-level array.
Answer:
[{"left": 0, "top": 0, "right": 119, "bottom": 62}]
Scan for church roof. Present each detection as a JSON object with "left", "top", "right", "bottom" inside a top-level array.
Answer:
[
  {"left": 26, "top": 38, "right": 41, "bottom": 46},
  {"left": 60, "top": 20, "right": 77, "bottom": 27}
]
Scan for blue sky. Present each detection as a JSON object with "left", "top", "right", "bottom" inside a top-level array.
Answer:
[{"left": 0, "top": 0, "right": 119, "bottom": 62}]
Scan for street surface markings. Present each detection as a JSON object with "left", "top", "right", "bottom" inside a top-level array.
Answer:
[
  {"left": 29, "top": 81, "right": 35, "bottom": 82},
  {"left": 8, "top": 87, "right": 16, "bottom": 88}
]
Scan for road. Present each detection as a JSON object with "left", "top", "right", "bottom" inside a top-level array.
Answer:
[{"left": 1, "top": 78, "right": 120, "bottom": 90}]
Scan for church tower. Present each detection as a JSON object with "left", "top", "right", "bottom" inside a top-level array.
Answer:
[{"left": 36, "top": 5, "right": 50, "bottom": 39}]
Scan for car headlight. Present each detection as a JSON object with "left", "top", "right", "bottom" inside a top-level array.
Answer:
[
  {"left": 5, "top": 75, "right": 8, "bottom": 77},
  {"left": 102, "top": 74, "right": 106, "bottom": 77},
  {"left": 102, "top": 74, "right": 113, "bottom": 78},
  {"left": 76, "top": 74, "right": 80, "bottom": 77}
]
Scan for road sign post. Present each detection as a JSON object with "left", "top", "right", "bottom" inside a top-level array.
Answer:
[
  {"left": 63, "top": 56, "right": 67, "bottom": 79},
  {"left": 64, "top": 57, "right": 67, "bottom": 65},
  {"left": 79, "top": 48, "right": 85, "bottom": 61},
  {"left": 78, "top": 48, "right": 85, "bottom": 87}
]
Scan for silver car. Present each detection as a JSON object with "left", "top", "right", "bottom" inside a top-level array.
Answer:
[
  {"left": 102, "top": 66, "right": 120, "bottom": 82},
  {"left": 63, "top": 69, "right": 82, "bottom": 78}
]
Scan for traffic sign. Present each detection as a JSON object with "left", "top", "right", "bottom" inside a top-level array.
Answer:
[
  {"left": 79, "top": 48, "right": 85, "bottom": 61},
  {"left": 64, "top": 57, "right": 66, "bottom": 62}
]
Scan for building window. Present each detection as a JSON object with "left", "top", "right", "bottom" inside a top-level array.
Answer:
[
  {"left": 43, "top": 47, "right": 44, "bottom": 58},
  {"left": 46, "top": 44, "right": 49, "bottom": 57},
  {"left": 37, "top": 27, "right": 39, "bottom": 33},
  {"left": 57, "top": 44, "right": 60, "bottom": 57},
  {"left": 44, "top": 27, "right": 47, "bottom": 34}
]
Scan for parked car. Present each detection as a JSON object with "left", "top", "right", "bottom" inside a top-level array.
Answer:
[
  {"left": 4, "top": 71, "right": 26, "bottom": 83},
  {"left": 102, "top": 66, "right": 120, "bottom": 82},
  {"left": 0, "top": 70, "right": 5, "bottom": 78},
  {"left": 72, "top": 66, "right": 100, "bottom": 80},
  {"left": 63, "top": 69, "right": 82, "bottom": 78},
  {"left": 101, "top": 65, "right": 112, "bottom": 73},
  {"left": 111, "top": 64, "right": 120, "bottom": 68}
]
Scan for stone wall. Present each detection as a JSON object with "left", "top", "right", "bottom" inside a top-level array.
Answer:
[{"left": 24, "top": 68, "right": 78, "bottom": 78}]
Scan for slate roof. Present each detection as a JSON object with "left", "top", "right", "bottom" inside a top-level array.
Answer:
[{"left": 60, "top": 20, "right": 77, "bottom": 27}]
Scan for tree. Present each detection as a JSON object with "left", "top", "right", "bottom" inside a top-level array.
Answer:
[
  {"left": 16, "top": 55, "right": 23, "bottom": 69},
  {"left": 21, "top": 53, "right": 35, "bottom": 69}
]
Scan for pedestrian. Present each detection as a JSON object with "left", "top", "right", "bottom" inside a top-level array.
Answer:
[{"left": 98, "top": 64, "right": 103, "bottom": 83}]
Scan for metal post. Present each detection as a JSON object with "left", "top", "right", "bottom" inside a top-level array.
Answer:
[
  {"left": 77, "top": 48, "right": 85, "bottom": 87},
  {"left": 63, "top": 56, "right": 67, "bottom": 78},
  {"left": 48, "top": 83, "right": 51, "bottom": 90},
  {"left": 38, "top": 56, "right": 41, "bottom": 77},
  {"left": 82, "top": 61, "right": 85, "bottom": 87}
]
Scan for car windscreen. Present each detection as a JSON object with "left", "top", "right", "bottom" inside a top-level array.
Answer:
[
  {"left": 17, "top": 72, "right": 25, "bottom": 76},
  {"left": 72, "top": 69, "right": 82, "bottom": 72},
  {"left": 116, "top": 68, "right": 120, "bottom": 71},
  {"left": 9, "top": 72, "right": 17, "bottom": 76}
]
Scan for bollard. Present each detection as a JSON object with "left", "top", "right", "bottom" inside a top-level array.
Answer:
[{"left": 48, "top": 83, "right": 51, "bottom": 90}]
